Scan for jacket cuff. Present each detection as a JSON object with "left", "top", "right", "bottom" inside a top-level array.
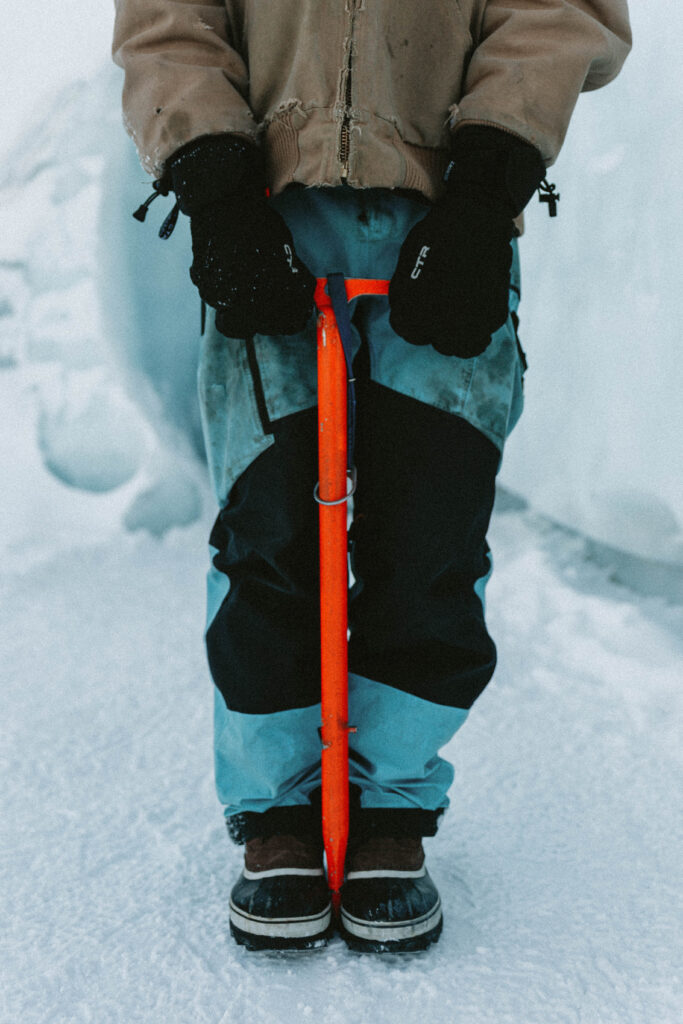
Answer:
[
  {"left": 168, "top": 133, "right": 265, "bottom": 216},
  {"left": 446, "top": 124, "right": 545, "bottom": 218}
]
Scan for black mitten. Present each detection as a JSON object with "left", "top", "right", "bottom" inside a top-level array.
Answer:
[
  {"left": 389, "top": 127, "right": 545, "bottom": 358},
  {"left": 168, "top": 135, "right": 315, "bottom": 338}
]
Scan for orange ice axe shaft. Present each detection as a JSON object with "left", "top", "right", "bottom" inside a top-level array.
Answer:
[{"left": 314, "top": 277, "right": 389, "bottom": 912}]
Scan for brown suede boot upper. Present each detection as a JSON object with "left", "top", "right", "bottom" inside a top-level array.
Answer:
[
  {"left": 244, "top": 834, "right": 324, "bottom": 873},
  {"left": 346, "top": 835, "right": 425, "bottom": 874}
]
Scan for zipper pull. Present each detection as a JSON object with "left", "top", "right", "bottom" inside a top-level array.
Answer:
[
  {"left": 158, "top": 201, "right": 180, "bottom": 239},
  {"left": 132, "top": 173, "right": 173, "bottom": 225},
  {"left": 132, "top": 189, "right": 162, "bottom": 223},
  {"left": 538, "top": 179, "right": 560, "bottom": 218}
]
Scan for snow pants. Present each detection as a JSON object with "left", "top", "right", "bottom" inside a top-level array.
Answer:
[{"left": 199, "top": 185, "right": 525, "bottom": 837}]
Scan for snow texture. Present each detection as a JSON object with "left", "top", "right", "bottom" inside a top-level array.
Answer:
[
  {"left": 2, "top": 502, "right": 682, "bottom": 1023},
  {"left": 2, "top": 4, "right": 682, "bottom": 1021}
]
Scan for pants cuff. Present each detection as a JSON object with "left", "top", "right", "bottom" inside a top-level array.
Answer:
[
  {"left": 225, "top": 789, "right": 446, "bottom": 844},
  {"left": 226, "top": 791, "right": 322, "bottom": 844},
  {"left": 350, "top": 803, "right": 445, "bottom": 839}
]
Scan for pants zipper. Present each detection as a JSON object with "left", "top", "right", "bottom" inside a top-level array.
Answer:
[{"left": 245, "top": 337, "right": 273, "bottom": 435}]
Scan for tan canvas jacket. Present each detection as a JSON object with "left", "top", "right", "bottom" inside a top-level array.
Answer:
[{"left": 113, "top": 0, "right": 631, "bottom": 202}]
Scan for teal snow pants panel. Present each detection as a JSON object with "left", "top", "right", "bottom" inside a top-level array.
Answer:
[{"left": 199, "top": 185, "right": 525, "bottom": 825}]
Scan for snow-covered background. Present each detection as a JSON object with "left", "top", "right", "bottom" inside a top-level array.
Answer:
[{"left": 2, "top": 4, "right": 682, "bottom": 1022}]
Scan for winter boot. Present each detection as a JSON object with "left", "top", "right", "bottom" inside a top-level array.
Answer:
[
  {"left": 340, "top": 835, "right": 443, "bottom": 953},
  {"left": 229, "top": 833, "right": 333, "bottom": 951}
]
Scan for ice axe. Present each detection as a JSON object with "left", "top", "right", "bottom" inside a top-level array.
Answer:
[{"left": 314, "top": 276, "right": 390, "bottom": 913}]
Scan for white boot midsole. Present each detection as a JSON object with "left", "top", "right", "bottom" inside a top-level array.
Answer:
[
  {"left": 229, "top": 900, "right": 332, "bottom": 938},
  {"left": 345, "top": 866, "right": 426, "bottom": 880},
  {"left": 242, "top": 866, "right": 324, "bottom": 880},
  {"left": 341, "top": 899, "right": 442, "bottom": 942}
]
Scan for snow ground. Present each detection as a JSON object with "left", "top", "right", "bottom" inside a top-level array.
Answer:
[{"left": 2, "top": 487, "right": 682, "bottom": 1024}]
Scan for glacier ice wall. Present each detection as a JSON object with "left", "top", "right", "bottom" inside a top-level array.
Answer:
[{"left": 499, "top": 2, "right": 683, "bottom": 572}]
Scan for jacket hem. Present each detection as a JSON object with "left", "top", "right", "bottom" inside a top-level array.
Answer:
[{"left": 264, "top": 108, "right": 450, "bottom": 203}]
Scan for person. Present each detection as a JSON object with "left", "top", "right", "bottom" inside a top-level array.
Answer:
[{"left": 112, "top": 0, "right": 631, "bottom": 953}]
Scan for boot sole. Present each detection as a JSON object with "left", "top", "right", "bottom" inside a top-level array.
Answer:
[
  {"left": 229, "top": 900, "right": 333, "bottom": 952},
  {"left": 230, "top": 920, "right": 333, "bottom": 951},
  {"left": 339, "top": 901, "right": 443, "bottom": 954}
]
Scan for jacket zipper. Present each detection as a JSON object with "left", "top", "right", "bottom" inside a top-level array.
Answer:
[{"left": 339, "top": 1, "right": 359, "bottom": 179}]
